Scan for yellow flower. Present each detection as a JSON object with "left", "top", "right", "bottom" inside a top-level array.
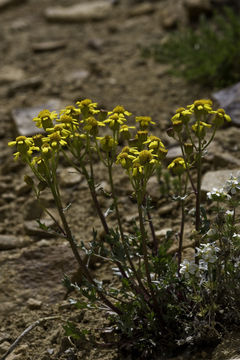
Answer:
[
  {"left": 171, "top": 107, "right": 192, "bottom": 123},
  {"left": 119, "top": 124, "right": 135, "bottom": 140},
  {"left": 187, "top": 99, "right": 213, "bottom": 115},
  {"left": 212, "top": 108, "right": 231, "bottom": 127},
  {"left": 108, "top": 105, "right": 132, "bottom": 117},
  {"left": 168, "top": 157, "right": 186, "bottom": 175},
  {"left": 144, "top": 135, "right": 165, "bottom": 150},
  {"left": 43, "top": 131, "right": 67, "bottom": 149},
  {"left": 8, "top": 136, "right": 35, "bottom": 161},
  {"left": 132, "top": 162, "right": 144, "bottom": 178},
  {"left": 172, "top": 120, "right": 183, "bottom": 133},
  {"left": 33, "top": 110, "right": 57, "bottom": 131},
  {"left": 98, "top": 135, "right": 117, "bottom": 152},
  {"left": 60, "top": 105, "right": 80, "bottom": 119},
  {"left": 135, "top": 116, "right": 155, "bottom": 130},
  {"left": 137, "top": 150, "right": 157, "bottom": 166},
  {"left": 76, "top": 99, "right": 100, "bottom": 116},
  {"left": 83, "top": 116, "right": 105, "bottom": 136},
  {"left": 58, "top": 114, "right": 79, "bottom": 127},
  {"left": 192, "top": 121, "right": 211, "bottom": 138},
  {"left": 104, "top": 113, "right": 126, "bottom": 131}
]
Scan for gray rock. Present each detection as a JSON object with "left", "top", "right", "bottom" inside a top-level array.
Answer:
[
  {"left": 147, "top": 176, "right": 160, "bottom": 201},
  {"left": 158, "top": 202, "right": 177, "bottom": 216},
  {"left": 65, "top": 70, "right": 90, "bottom": 88},
  {"left": 26, "top": 298, "right": 42, "bottom": 310},
  {"left": 129, "top": 3, "right": 155, "bottom": 17},
  {"left": 201, "top": 169, "right": 240, "bottom": 193},
  {"left": 212, "top": 152, "right": 240, "bottom": 168},
  {"left": 59, "top": 167, "right": 82, "bottom": 187},
  {"left": 24, "top": 219, "right": 55, "bottom": 237},
  {"left": 213, "top": 82, "right": 240, "bottom": 126},
  {"left": 0, "top": 235, "right": 32, "bottom": 250},
  {"left": 8, "top": 76, "right": 42, "bottom": 96},
  {"left": 31, "top": 40, "right": 67, "bottom": 52},
  {"left": 11, "top": 98, "right": 62, "bottom": 136},
  {"left": 184, "top": 0, "right": 212, "bottom": 21},
  {"left": 166, "top": 146, "right": 182, "bottom": 162},
  {"left": 155, "top": 228, "right": 173, "bottom": 239},
  {"left": 0, "top": 66, "right": 25, "bottom": 84},
  {"left": 45, "top": 1, "right": 112, "bottom": 22}
]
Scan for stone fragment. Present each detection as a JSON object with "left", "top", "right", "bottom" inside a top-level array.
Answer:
[
  {"left": 166, "top": 146, "right": 182, "bottom": 162},
  {"left": 213, "top": 82, "right": 240, "bottom": 126},
  {"left": 212, "top": 153, "right": 240, "bottom": 168},
  {"left": 201, "top": 169, "right": 240, "bottom": 193},
  {"left": 11, "top": 98, "right": 62, "bottom": 136},
  {"left": 1, "top": 192, "right": 15, "bottom": 202},
  {"left": 31, "top": 40, "right": 67, "bottom": 52},
  {"left": 158, "top": 202, "right": 177, "bottom": 216},
  {"left": 0, "top": 332, "right": 10, "bottom": 344},
  {"left": 0, "top": 341, "right": 10, "bottom": 355},
  {"left": 147, "top": 176, "right": 160, "bottom": 201},
  {"left": 87, "top": 38, "right": 104, "bottom": 51},
  {"left": 65, "top": 70, "right": 90, "bottom": 88},
  {"left": 0, "top": 0, "right": 26, "bottom": 10},
  {"left": 24, "top": 199, "right": 44, "bottom": 220},
  {"left": 155, "top": 228, "right": 173, "bottom": 239},
  {"left": 15, "top": 182, "right": 32, "bottom": 196},
  {"left": 24, "top": 220, "right": 55, "bottom": 237},
  {"left": 8, "top": 77, "right": 42, "bottom": 96},
  {"left": 0, "top": 66, "right": 25, "bottom": 84},
  {"left": 129, "top": 3, "right": 155, "bottom": 17},
  {"left": 26, "top": 298, "right": 42, "bottom": 310},
  {"left": 0, "top": 235, "right": 32, "bottom": 250},
  {"left": 184, "top": 0, "right": 212, "bottom": 21},
  {"left": 59, "top": 167, "right": 82, "bottom": 187},
  {"left": 45, "top": 1, "right": 112, "bottom": 22}
]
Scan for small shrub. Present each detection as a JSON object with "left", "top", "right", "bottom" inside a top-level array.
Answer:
[
  {"left": 8, "top": 98, "right": 240, "bottom": 358},
  {"left": 143, "top": 7, "right": 240, "bottom": 88}
]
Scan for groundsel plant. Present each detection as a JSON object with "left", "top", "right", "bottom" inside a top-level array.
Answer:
[{"left": 9, "top": 99, "right": 240, "bottom": 357}]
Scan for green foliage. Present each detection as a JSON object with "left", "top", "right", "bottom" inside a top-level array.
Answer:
[{"left": 143, "top": 7, "right": 240, "bottom": 88}]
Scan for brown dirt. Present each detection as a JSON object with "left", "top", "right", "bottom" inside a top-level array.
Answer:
[{"left": 1, "top": 1, "right": 240, "bottom": 359}]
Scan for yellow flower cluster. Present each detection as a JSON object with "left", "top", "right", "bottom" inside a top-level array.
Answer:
[{"left": 170, "top": 99, "right": 231, "bottom": 140}]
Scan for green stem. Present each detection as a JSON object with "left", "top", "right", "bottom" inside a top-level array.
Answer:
[
  {"left": 107, "top": 160, "right": 151, "bottom": 300},
  {"left": 177, "top": 175, "right": 185, "bottom": 275},
  {"left": 49, "top": 180, "right": 122, "bottom": 315}
]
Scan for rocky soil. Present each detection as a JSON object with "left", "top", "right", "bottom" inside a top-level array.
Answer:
[{"left": 1, "top": 0, "right": 240, "bottom": 359}]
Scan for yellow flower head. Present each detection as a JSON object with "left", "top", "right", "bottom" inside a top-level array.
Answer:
[
  {"left": 157, "top": 147, "right": 168, "bottom": 161},
  {"left": 212, "top": 108, "right": 231, "bottom": 127},
  {"left": 184, "top": 142, "right": 194, "bottom": 156},
  {"left": 144, "top": 135, "right": 164, "bottom": 151},
  {"left": 171, "top": 107, "right": 192, "bottom": 124},
  {"left": 32, "top": 134, "right": 44, "bottom": 148},
  {"left": 44, "top": 131, "right": 67, "bottom": 149},
  {"left": 108, "top": 105, "right": 132, "bottom": 117},
  {"left": 8, "top": 135, "right": 34, "bottom": 161},
  {"left": 188, "top": 99, "right": 213, "bottom": 115},
  {"left": 104, "top": 113, "right": 126, "bottom": 131},
  {"left": 33, "top": 110, "right": 57, "bottom": 131},
  {"left": 119, "top": 124, "right": 135, "bottom": 140},
  {"left": 137, "top": 150, "right": 157, "bottom": 166},
  {"left": 172, "top": 120, "right": 183, "bottom": 133},
  {"left": 135, "top": 130, "right": 149, "bottom": 143},
  {"left": 192, "top": 121, "right": 211, "bottom": 138},
  {"left": 116, "top": 151, "right": 134, "bottom": 169},
  {"left": 98, "top": 135, "right": 117, "bottom": 152},
  {"left": 76, "top": 99, "right": 100, "bottom": 117},
  {"left": 135, "top": 116, "right": 155, "bottom": 130},
  {"left": 60, "top": 105, "right": 80, "bottom": 119},
  {"left": 58, "top": 114, "right": 79, "bottom": 127},
  {"left": 168, "top": 157, "right": 186, "bottom": 175},
  {"left": 83, "top": 116, "right": 105, "bottom": 136}
]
